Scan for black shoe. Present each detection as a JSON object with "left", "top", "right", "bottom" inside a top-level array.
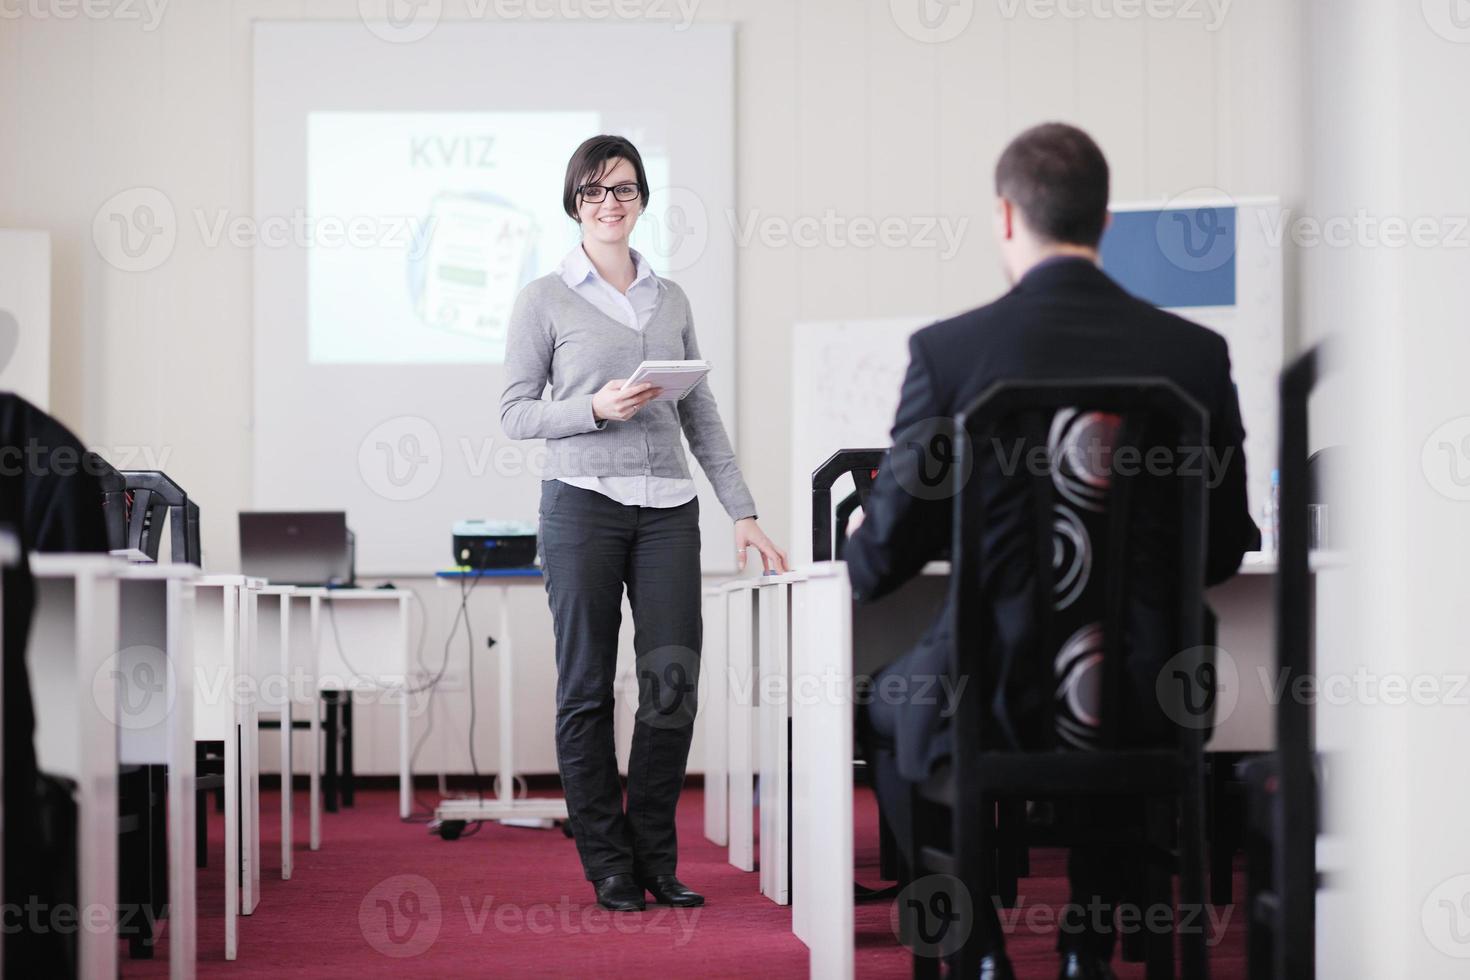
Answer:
[
  {"left": 593, "top": 873, "right": 646, "bottom": 912},
  {"left": 641, "top": 875, "right": 704, "bottom": 907},
  {"left": 979, "top": 953, "right": 1017, "bottom": 980},
  {"left": 1057, "top": 951, "right": 1117, "bottom": 980}
]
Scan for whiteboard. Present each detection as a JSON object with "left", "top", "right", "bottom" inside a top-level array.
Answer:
[
  {"left": 790, "top": 317, "right": 929, "bottom": 565},
  {"left": 0, "top": 229, "right": 50, "bottom": 409},
  {"left": 252, "top": 22, "right": 737, "bottom": 574},
  {"left": 1104, "top": 196, "right": 1284, "bottom": 525}
]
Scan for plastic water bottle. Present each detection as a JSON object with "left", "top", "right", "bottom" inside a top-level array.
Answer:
[{"left": 1262, "top": 469, "right": 1281, "bottom": 555}]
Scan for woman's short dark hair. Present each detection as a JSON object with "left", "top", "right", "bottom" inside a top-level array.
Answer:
[
  {"left": 994, "top": 123, "right": 1110, "bottom": 247},
  {"left": 562, "top": 135, "right": 650, "bottom": 221}
]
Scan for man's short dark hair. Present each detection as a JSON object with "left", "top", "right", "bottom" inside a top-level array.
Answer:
[
  {"left": 994, "top": 123, "right": 1110, "bottom": 247},
  {"left": 562, "top": 135, "right": 651, "bottom": 221}
]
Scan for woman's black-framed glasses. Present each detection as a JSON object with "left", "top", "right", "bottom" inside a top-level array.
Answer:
[{"left": 579, "top": 182, "right": 640, "bottom": 203}]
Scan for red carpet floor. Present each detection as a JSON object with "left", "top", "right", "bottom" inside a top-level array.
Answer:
[{"left": 122, "top": 785, "right": 1246, "bottom": 978}]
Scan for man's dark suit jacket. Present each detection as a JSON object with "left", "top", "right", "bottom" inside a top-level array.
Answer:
[
  {"left": 845, "top": 257, "right": 1259, "bottom": 783},
  {"left": 1, "top": 393, "right": 110, "bottom": 974}
]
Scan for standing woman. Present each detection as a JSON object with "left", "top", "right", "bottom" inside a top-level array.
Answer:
[{"left": 501, "top": 135, "right": 787, "bottom": 911}]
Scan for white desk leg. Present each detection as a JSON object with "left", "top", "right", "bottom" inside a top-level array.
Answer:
[
  {"left": 759, "top": 583, "right": 791, "bottom": 905},
  {"left": 702, "top": 588, "right": 728, "bottom": 846},
  {"left": 280, "top": 597, "right": 293, "bottom": 880},
  {"left": 399, "top": 595, "right": 412, "bottom": 820},
  {"left": 309, "top": 597, "right": 322, "bottom": 851},
  {"left": 241, "top": 588, "right": 260, "bottom": 914},
  {"left": 498, "top": 585, "right": 514, "bottom": 805},
  {"left": 727, "top": 586, "right": 757, "bottom": 872},
  {"left": 76, "top": 574, "right": 121, "bottom": 980},
  {"left": 791, "top": 569, "right": 854, "bottom": 977},
  {"left": 168, "top": 580, "right": 198, "bottom": 979},
  {"left": 225, "top": 709, "right": 240, "bottom": 959},
  {"left": 399, "top": 691, "right": 411, "bottom": 819}
]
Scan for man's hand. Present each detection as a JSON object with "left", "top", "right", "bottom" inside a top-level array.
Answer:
[
  {"left": 592, "top": 380, "right": 661, "bottom": 422},
  {"left": 735, "top": 518, "right": 789, "bottom": 574}
]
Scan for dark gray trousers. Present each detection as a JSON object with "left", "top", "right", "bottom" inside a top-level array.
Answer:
[{"left": 537, "top": 480, "right": 702, "bottom": 881}]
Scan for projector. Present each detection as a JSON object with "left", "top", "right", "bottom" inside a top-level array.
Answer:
[{"left": 452, "top": 520, "right": 538, "bottom": 570}]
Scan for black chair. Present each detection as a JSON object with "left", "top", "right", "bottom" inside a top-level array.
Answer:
[
  {"left": 812, "top": 449, "right": 909, "bottom": 891},
  {"left": 811, "top": 449, "right": 885, "bottom": 563},
  {"left": 97, "top": 465, "right": 207, "bottom": 955},
  {"left": 1240, "top": 342, "right": 1332, "bottom": 980},
  {"left": 905, "top": 379, "right": 1214, "bottom": 979},
  {"left": 117, "top": 470, "right": 201, "bottom": 564}
]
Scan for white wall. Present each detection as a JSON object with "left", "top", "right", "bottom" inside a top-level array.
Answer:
[
  {"left": 1300, "top": 0, "right": 1470, "bottom": 975},
  {"left": 0, "top": 0, "right": 1306, "bottom": 775}
]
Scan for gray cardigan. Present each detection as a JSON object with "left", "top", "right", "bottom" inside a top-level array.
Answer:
[{"left": 499, "top": 273, "right": 757, "bottom": 521}]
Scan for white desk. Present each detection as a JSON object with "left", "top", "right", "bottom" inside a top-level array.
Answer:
[
  {"left": 298, "top": 588, "right": 413, "bottom": 819},
  {"left": 283, "top": 591, "right": 323, "bottom": 852},
  {"left": 116, "top": 562, "right": 198, "bottom": 979},
  {"left": 254, "top": 585, "right": 321, "bottom": 878},
  {"left": 773, "top": 553, "right": 1344, "bottom": 977},
  {"left": 701, "top": 586, "right": 729, "bottom": 847},
  {"left": 432, "top": 570, "right": 568, "bottom": 826},
  {"left": 27, "top": 553, "right": 124, "bottom": 980},
  {"left": 191, "top": 575, "right": 262, "bottom": 960}
]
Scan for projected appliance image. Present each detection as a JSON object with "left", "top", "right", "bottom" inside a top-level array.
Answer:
[{"left": 412, "top": 191, "right": 538, "bottom": 350}]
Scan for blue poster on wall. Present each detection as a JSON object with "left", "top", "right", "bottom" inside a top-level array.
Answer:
[{"left": 1100, "top": 205, "right": 1237, "bottom": 308}]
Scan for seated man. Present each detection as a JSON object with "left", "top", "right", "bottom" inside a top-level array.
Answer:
[
  {"left": 1, "top": 393, "right": 110, "bottom": 976},
  {"left": 845, "top": 123, "right": 1258, "bottom": 980}
]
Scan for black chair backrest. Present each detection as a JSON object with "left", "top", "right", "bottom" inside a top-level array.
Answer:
[
  {"left": 1274, "top": 341, "right": 1332, "bottom": 980},
  {"left": 118, "top": 470, "right": 201, "bottom": 564},
  {"left": 90, "top": 452, "right": 130, "bottom": 553},
  {"left": 811, "top": 449, "right": 886, "bottom": 561},
  {"left": 949, "top": 378, "right": 1210, "bottom": 753}
]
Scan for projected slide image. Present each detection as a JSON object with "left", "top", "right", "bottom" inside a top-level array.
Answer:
[{"left": 307, "top": 111, "right": 598, "bottom": 365}]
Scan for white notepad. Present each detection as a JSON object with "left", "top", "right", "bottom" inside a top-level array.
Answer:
[{"left": 622, "top": 360, "right": 711, "bottom": 402}]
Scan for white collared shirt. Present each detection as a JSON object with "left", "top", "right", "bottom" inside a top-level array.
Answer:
[{"left": 553, "top": 243, "right": 698, "bottom": 509}]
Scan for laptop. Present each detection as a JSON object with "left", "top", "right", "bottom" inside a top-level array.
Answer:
[{"left": 239, "top": 511, "right": 355, "bottom": 587}]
